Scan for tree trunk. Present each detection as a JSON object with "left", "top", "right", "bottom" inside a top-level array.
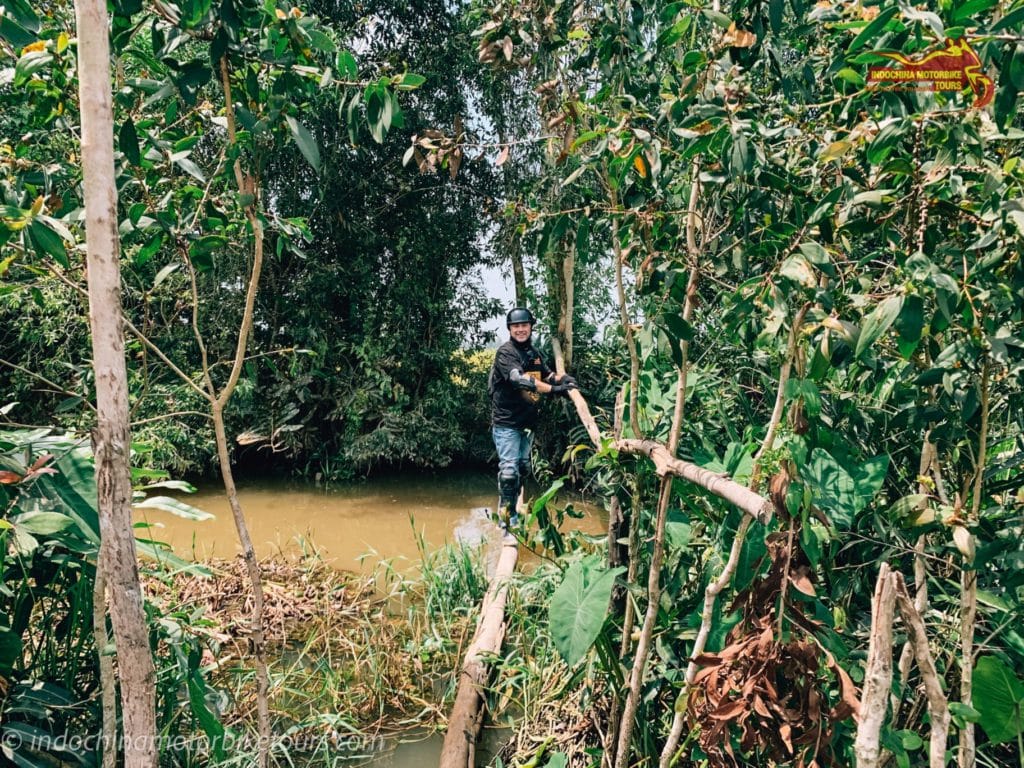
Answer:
[
  {"left": 92, "top": 554, "right": 118, "bottom": 768},
  {"left": 561, "top": 243, "right": 575, "bottom": 369},
  {"left": 75, "top": 0, "right": 157, "bottom": 760},
  {"left": 856, "top": 563, "right": 896, "bottom": 768},
  {"left": 894, "top": 573, "right": 950, "bottom": 768},
  {"left": 960, "top": 359, "right": 989, "bottom": 768},
  {"left": 511, "top": 249, "right": 527, "bottom": 306},
  {"left": 217, "top": 58, "right": 273, "bottom": 766},
  {"left": 212, "top": 403, "right": 271, "bottom": 766},
  {"left": 440, "top": 537, "right": 519, "bottom": 768}
]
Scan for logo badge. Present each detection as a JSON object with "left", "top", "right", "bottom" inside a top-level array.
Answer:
[{"left": 867, "top": 38, "right": 994, "bottom": 108}]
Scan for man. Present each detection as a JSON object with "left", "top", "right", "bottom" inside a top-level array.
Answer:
[{"left": 488, "top": 307, "right": 577, "bottom": 529}]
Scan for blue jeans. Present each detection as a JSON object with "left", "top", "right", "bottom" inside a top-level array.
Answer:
[
  {"left": 492, "top": 426, "right": 533, "bottom": 475},
  {"left": 492, "top": 426, "right": 532, "bottom": 526}
]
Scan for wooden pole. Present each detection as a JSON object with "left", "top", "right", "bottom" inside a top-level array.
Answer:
[{"left": 440, "top": 537, "right": 519, "bottom": 768}]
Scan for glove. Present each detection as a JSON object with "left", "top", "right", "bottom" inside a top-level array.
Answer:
[
  {"left": 560, "top": 374, "right": 578, "bottom": 387},
  {"left": 550, "top": 381, "right": 578, "bottom": 396}
]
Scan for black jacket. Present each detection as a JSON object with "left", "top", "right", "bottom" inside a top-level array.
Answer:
[{"left": 488, "top": 339, "right": 552, "bottom": 429}]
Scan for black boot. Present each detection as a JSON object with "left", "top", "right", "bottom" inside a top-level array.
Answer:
[{"left": 498, "top": 470, "right": 519, "bottom": 530}]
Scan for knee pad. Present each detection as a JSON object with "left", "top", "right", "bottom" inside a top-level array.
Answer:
[
  {"left": 498, "top": 468, "right": 519, "bottom": 505},
  {"left": 517, "top": 458, "right": 531, "bottom": 482}
]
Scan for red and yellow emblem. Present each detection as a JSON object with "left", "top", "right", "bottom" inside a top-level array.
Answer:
[{"left": 867, "top": 38, "right": 994, "bottom": 108}]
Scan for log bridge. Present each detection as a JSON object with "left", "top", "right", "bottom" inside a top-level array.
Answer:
[
  {"left": 438, "top": 532, "right": 519, "bottom": 768},
  {"left": 439, "top": 339, "right": 773, "bottom": 767}
]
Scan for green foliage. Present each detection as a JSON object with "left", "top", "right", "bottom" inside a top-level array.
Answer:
[
  {"left": 0, "top": 0, "right": 501, "bottom": 480},
  {"left": 973, "top": 655, "right": 1024, "bottom": 745},
  {"left": 0, "top": 429, "right": 224, "bottom": 763},
  {"left": 473, "top": 0, "right": 1024, "bottom": 763},
  {"left": 548, "top": 555, "right": 623, "bottom": 667}
]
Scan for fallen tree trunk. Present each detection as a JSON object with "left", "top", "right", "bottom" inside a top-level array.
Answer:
[
  {"left": 439, "top": 536, "right": 519, "bottom": 768},
  {"left": 550, "top": 341, "right": 773, "bottom": 525}
]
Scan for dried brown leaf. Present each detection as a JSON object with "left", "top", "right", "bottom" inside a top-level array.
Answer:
[
  {"left": 722, "top": 22, "right": 757, "bottom": 48},
  {"left": 780, "top": 722, "right": 794, "bottom": 754},
  {"left": 791, "top": 571, "right": 817, "bottom": 596},
  {"left": 692, "top": 653, "right": 724, "bottom": 667},
  {"left": 752, "top": 694, "right": 771, "bottom": 718},
  {"left": 710, "top": 698, "right": 748, "bottom": 721},
  {"left": 29, "top": 453, "right": 53, "bottom": 471}
]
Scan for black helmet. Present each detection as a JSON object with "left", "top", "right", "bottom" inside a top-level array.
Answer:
[{"left": 506, "top": 307, "right": 536, "bottom": 327}]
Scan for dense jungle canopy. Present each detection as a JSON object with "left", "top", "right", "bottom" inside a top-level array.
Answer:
[{"left": 1, "top": 0, "right": 1023, "bottom": 767}]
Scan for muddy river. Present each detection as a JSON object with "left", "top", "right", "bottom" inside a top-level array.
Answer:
[{"left": 136, "top": 471, "right": 605, "bottom": 572}]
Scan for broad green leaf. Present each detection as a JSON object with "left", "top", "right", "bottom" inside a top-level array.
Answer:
[
  {"left": 548, "top": 557, "right": 623, "bottom": 666},
  {"left": 27, "top": 220, "right": 68, "bottom": 266},
  {"left": 953, "top": 0, "right": 997, "bottom": 22},
  {"left": 2, "top": 0, "right": 40, "bottom": 32},
  {"left": 135, "top": 539, "right": 212, "bottom": 576},
  {"left": 0, "top": 15, "right": 36, "bottom": 49},
  {"left": 992, "top": 4, "right": 1024, "bottom": 32},
  {"left": 973, "top": 655, "right": 1024, "bottom": 744},
  {"left": 119, "top": 117, "right": 141, "bottom": 166},
  {"left": 140, "top": 479, "right": 197, "bottom": 493},
  {"left": 11, "top": 511, "right": 74, "bottom": 536},
  {"left": 835, "top": 68, "right": 865, "bottom": 86},
  {"left": 887, "top": 493, "right": 930, "bottom": 522},
  {"left": 847, "top": 5, "right": 900, "bottom": 53},
  {"left": 33, "top": 443, "right": 100, "bottom": 545},
  {"left": 134, "top": 495, "right": 214, "bottom": 521},
  {"left": 948, "top": 702, "right": 982, "bottom": 723},
  {"left": 899, "top": 730, "right": 923, "bottom": 750},
  {"left": 174, "top": 155, "right": 206, "bottom": 182},
  {"left": 895, "top": 294, "right": 924, "bottom": 358},
  {"left": 14, "top": 49, "right": 52, "bottom": 84},
  {"left": 337, "top": 49, "right": 357, "bottom": 80},
  {"left": 856, "top": 294, "right": 903, "bottom": 357},
  {"left": 780, "top": 254, "right": 817, "bottom": 288},
  {"left": 307, "top": 28, "right": 336, "bottom": 52},
  {"left": 396, "top": 72, "right": 426, "bottom": 90},
  {"left": 532, "top": 477, "right": 565, "bottom": 515},
  {"left": 153, "top": 263, "right": 179, "bottom": 289},
  {"left": 807, "top": 186, "right": 845, "bottom": 225},
  {"left": 188, "top": 668, "right": 226, "bottom": 758},
  {"left": 819, "top": 140, "right": 852, "bottom": 162},
  {"left": 736, "top": 520, "right": 767, "bottom": 591},
  {"left": 867, "top": 121, "right": 907, "bottom": 164},
  {"left": 286, "top": 115, "right": 321, "bottom": 173},
  {"left": 135, "top": 233, "right": 164, "bottom": 267},
  {"left": 0, "top": 627, "right": 22, "bottom": 675},
  {"left": 799, "top": 241, "right": 829, "bottom": 265},
  {"left": 804, "top": 449, "right": 886, "bottom": 528}
]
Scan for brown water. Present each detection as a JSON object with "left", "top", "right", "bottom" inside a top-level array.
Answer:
[{"left": 135, "top": 471, "right": 606, "bottom": 572}]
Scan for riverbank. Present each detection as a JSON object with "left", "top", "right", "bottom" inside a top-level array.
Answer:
[{"left": 142, "top": 546, "right": 484, "bottom": 764}]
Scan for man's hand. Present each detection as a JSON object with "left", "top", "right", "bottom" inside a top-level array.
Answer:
[
  {"left": 559, "top": 374, "right": 577, "bottom": 386},
  {"left": 549, "top": 381, "right": 579, "bottom": 396}
]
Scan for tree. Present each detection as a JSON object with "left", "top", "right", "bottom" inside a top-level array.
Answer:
[{"left": 74, "top": 0, "right": 157, "bottom": 763}]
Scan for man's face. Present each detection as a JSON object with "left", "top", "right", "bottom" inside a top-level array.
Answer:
[{"left": 509, "top": 322, "right": 532, "bottom": 343}]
